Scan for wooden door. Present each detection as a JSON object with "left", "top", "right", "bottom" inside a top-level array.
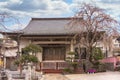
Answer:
[{"left": 43, "top": 47, "right": 65, "bottom": 60}]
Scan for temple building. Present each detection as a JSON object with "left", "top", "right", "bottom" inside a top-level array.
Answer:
[
  {"left": 1, "top": 18, "right": 80, "bottom": 72},
  {"left": 19, "top": 18, "right": 77, "bottom": 62},
  {"left": 1, "top": 17, "right": 120, "bottom": 72}
]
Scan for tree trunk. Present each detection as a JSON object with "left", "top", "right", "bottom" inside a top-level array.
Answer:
[{"left": 85, "top": 47, "right": 95, "bottom": 71}]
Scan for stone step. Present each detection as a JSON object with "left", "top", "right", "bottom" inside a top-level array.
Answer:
[{"left": 42, "top": 74, "right": 69, "bottom": 80}]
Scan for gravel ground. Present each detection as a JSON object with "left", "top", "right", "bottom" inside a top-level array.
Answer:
[{"left": 65, "top": 71, "right": 120, "bottom": 80}]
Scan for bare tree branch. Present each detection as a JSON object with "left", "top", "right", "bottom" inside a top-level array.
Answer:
[{"left": 68, "top": 3, "right": 120, "bottom": 63}]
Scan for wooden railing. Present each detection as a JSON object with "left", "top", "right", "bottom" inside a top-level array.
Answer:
[
  {"left": 41, "top": 62, "right": 56, "bottom": 69},
  {"left": 36, "top": 61, "right": 84, "bottom": 73},
  {"left": 57, "top": 62, "right": 70, "bottom": 69},
  {"left": 37, "top": 62, "right": 70, "bottom": 70}
]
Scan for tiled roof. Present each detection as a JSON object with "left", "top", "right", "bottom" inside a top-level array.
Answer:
[{"left": 21, "top": 18, "right": 79, "bottom": 35}]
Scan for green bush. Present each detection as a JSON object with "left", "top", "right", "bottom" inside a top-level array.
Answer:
[
  {"left": 67, "top": 52, "right": 76, "bottom": 55},
  {"left": 14, "top": 55, "right": 38, "bottom": 65},
  {"left": 14, "top": 60, "right": 20, "bottom": 66},
  {"left": 115, "top": 67, "right": 120, "bottom": 71},
  {"left": 71, "top": 62, "right": 78, "bottom": 69},
  {"left": 92, "top": 47, "right": 104, "bottom": 60},
  {"left": 66, "top": 51, "right": 79, "bottom": 73},
  {"left": 98, "top": 63, "right": 106, "bottom": 72},
  {"left": 22, "top": 44, "right": 42, "bottom": 54},
  {"left": 92, "top": 62, "right": 107, "bottom": 72},
  {"left": 63, "top": 68, "right": 73, "bottom": 73}
]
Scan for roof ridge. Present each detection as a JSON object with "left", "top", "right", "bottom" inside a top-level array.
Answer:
[{"left": 32, "top": 17, "right": 72, "bottom": 20}]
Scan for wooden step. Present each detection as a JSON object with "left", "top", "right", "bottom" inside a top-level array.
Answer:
[{"left": 36, "top": 69, "right": 63, "bottom": 73}]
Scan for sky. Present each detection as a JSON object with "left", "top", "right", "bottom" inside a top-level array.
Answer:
[{"left": 0, "top": 0, "right": 120, "bottom": 31}]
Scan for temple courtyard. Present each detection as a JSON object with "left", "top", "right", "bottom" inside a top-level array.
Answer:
[{"left": 41, "top": 71, "right": 120, "bottom": 80}]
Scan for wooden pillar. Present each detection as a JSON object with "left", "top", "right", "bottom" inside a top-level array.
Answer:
[
  {"left": 3, "top": 56, "right": 6, "bottom": 69},
  {"left": 17, "top": 34, "right": 22, "bottom": 57},
  {"left": 70, "top": 40, "right": 74, "bottom": 52},
  {"left": 2, "top": 36, "right": 6, "bottom": 69}
]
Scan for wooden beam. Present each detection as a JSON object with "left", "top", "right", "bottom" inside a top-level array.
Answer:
[
  {"left": 21, "top": 36, "right": 72, "bottom": 39},
  {"left": 32, "top": 41, "right": 71, "bottom": 44}
]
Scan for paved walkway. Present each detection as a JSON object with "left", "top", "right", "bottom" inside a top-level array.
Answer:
[
  {"left": 41, "top": 74, "right": 69, "bottom": 80},
  {"left": 65, "top": 71, "right": 120, "bottom": 80}
]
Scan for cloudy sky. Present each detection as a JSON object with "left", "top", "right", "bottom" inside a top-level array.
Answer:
[{"left": 0, "top": 0, "right": 120, "bottom": 31}]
